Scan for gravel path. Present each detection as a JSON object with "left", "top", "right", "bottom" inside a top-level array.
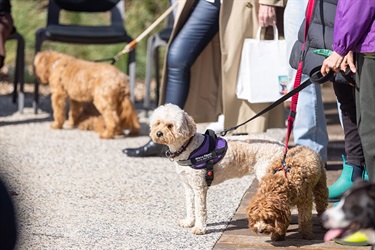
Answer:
[{"left": 0, "top": 94, "right": 256, "bottom": 250}]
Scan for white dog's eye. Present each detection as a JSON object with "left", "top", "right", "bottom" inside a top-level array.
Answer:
[{"left": 167, "top": 124, "right": 173, "bottom": 129}]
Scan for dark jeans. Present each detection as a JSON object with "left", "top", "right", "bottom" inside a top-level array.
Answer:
[
  {"left": 356, "top": 53, "right": 375, "bottom": 182},
  {"left": 165, "top": 0, "right": 220, "bottom": 108},
  {"left": 333, "top": 82, "right": 365, "bottom": 167}
]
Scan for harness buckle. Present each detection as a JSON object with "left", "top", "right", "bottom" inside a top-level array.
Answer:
[{"left": 205, "top": 160, "right": 215, "bottom": 186}]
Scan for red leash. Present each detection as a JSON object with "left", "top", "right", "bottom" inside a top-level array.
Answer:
[{"left": 279, "top": 0, "right": 316, "bottom": 175}]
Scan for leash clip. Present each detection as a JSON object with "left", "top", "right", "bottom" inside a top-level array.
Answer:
[
  {"left": 165, "top": 150, "right": 174, "bottom": 162},
  {"left": 273, "top": 154, "right": 289, "bottom": 178}
]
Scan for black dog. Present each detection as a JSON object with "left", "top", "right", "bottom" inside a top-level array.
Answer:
[{"left": 322, "top": 180, "right": 375, "bottom": 249}]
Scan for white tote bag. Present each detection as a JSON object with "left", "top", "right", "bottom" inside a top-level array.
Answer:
[{"left": 236, "top": 25, "right": 289, "bottom": 103}]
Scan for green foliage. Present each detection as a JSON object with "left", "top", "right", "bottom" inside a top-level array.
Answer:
[{"left": 6, "top": 0, "right": 169, "bottom": 83}]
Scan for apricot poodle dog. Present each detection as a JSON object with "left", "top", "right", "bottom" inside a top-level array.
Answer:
[
  {"left": 246, "top": 146, "right": 328, "bottom": 241},
  {"left": 34, "top": 50, "right": 140, "bottom": 139}
]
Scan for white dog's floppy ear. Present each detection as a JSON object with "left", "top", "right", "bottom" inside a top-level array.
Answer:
[{"left": 180, "top": 110, "right": 196, "bottom": 138}]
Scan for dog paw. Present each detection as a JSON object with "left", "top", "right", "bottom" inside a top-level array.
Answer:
[
  {"left": 50, "top": 122, "right": 63, "bottom": 129},
  {"left": 271, "top": 233, "right": 285, "bottom": 241},
  {"left": 178, "top": 219, "right": 194, "bottom": 228},
  {"left": 65, "top": 120, "right": 75, "bottom": 128},
  {"left": 301, "top": 232, "right": 313, "bottom": 240},
  {"left": 99, "top": 132, "right": 114, "bottom": 139},
  {"left": 192, "top": 226, "right": 206, "bottom": 235}
]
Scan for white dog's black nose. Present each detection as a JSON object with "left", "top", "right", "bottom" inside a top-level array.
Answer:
[{"left": 156, "top": 131, "right": 163, "bottom": 138}]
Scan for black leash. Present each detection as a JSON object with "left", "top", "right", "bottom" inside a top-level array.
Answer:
[
  {"left": 219, "top": 66, "right": 335, "bottom": 137},
  {"left": 94, "top": 57, "right": 117, "bottom": 65},
  {"left": 340, "top": 68, "right": 358, "bottom": 90},
  {"left": 219, "top": 79, "right": 314, "bottom": 136}
]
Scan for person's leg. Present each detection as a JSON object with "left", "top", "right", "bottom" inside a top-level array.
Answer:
[
  {"left": 356, "top": 54, "right": 375, "bottom": 183},
  {"left": 329, "top": 54, "right": 374, "bottom": 248},
  {"left": 0, "top": 11, "right": 13, "bottom": 69},
  {"left": 293, "top": 82, "right": 329, "bottom": 162},
  {"left": 334, "top": 82, "right": 364, "bottom": 168},
  {"left": 284, "top": 0, "right": 328, "bottom": 163},
  {"left": 165, "top": 0, "right": 220, "bottom": 107},
  {"left": 123, "top": 0, "right": 221, "bottom": 157},
  {"left": 328, "top": 82, "right": 366, "bottom": 199}
]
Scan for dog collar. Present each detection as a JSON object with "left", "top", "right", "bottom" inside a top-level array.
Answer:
[
  {"left": 165, "top": 136, "right": 193, "bottom": 159},
  {"left": 177, "top": 129, "right": 228, "bottom": 186}
]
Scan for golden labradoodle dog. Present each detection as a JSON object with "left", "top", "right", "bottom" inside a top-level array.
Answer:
[
  {"left": 149, "top": 103, "right": 289, "bottom": 235},
  {"left": 34, "top": 50, "right": 140, "bottom": 139},
  {"left": 246, "top": 146, "right": 328, "bottom": 241}
]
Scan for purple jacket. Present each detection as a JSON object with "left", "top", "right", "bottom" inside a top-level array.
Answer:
[{"left": 333, "top": 0, "right": 375, "bottom": 55}]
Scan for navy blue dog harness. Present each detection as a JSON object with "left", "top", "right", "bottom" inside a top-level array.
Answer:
[{"left": 177, "top": 129, "right": 228, "bottom": 186}]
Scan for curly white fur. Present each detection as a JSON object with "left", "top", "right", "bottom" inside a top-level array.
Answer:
[{"left": 149, "top": 104, "right": 286, "bottom": 235}]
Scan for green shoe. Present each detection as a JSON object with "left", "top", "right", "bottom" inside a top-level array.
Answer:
[
  {"left": 334, "top": 231, "right": 370, "bottom": 246},
  {"left": 328, "top": 155, "right": 354, "bottom": 199},
  {"left": 363, "top": 165, "right": 369, "bottom": 181}
]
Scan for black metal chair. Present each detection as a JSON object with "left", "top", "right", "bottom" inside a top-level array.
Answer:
[
  {"left": 7, "top": 30, "right": 25, "bottom": 113},
  {"left": 34, "top": 0, "right": 136, "bottom": 114}
]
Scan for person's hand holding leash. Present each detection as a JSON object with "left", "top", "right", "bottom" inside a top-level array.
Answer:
[
  {"left": 341, "top": 51, "right": 356, "bottom": 74},
  {"left": 321, "top": 51, "right": 345, "bottom": 75},
  {"left": 258, "top": 4, "right": 276, "bottom": 27}
]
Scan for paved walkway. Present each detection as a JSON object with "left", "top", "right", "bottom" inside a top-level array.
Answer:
[{"left": 214, "top": 84, "right": 371, "bottom": 249}]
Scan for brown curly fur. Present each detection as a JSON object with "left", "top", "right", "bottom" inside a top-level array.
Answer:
[
  {"left": 33, "top": 50, "right": 140, "bottom": 139},
  {"left": 246, "top": 146, "right": 328, "bottom": 241}
]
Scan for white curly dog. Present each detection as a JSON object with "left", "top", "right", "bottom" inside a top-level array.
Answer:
[{"left": 149, "top": 104, "right": 286, "bottom": 235}]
